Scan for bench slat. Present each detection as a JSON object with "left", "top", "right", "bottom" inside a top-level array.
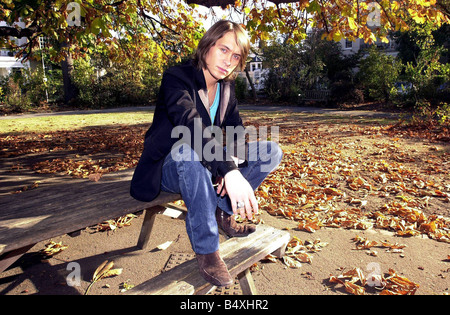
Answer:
[
  {"left": 0, "top": 169, "right": 180, "bottom": 255},
  {"left": 126, "top": 225, "right": 290, "bottom": 295}
]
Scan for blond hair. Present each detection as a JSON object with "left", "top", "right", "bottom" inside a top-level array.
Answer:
[{"left": 193, "top": 20, "right": 250, "bottom": 80}]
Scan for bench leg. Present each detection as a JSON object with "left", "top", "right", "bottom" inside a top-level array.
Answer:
[
  {"left": 0, "top": 244, "right": 35, "bottom": 273},
  {"left": 272, "top": 243, "right": 287, "bottom": 258},
  {"left": 137, "top": 205, "right": 166, "bottom": 250},
  {"left": 238, "top": 268, "right": 257, "bottom": 295}
]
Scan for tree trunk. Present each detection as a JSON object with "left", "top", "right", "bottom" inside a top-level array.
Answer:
[
  {"left": 245, "top": 67, "right": 257, "bottom": 101},
  {"left": 61, "top": 52, "right": 78, "bottom": 104}
]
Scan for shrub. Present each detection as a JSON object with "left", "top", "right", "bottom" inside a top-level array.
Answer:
[
  {"left": 72, "top": 54, "right": 163, "bottom": 108},
  {"left": 357, "top": 47, "right": 401, "bottom": 102},
  {"left": 235, "top": 75, "right": 248, "bottom": 101}
]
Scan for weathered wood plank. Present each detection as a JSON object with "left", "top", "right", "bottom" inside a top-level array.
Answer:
[
  {"left": 0, "top": 244, "right": 35, "bottom": 273},
  {"left": 0, "top": 169, "right": 180, "bottom": 255},
  {"left": 136, "top": 205, "right": 166, "bottom": 250},
  {"left": 126, "top": 225, "right": 290, "bottom": 295},
  {"left": 238, "top": 268, "right": 258, "bottom": 295}
]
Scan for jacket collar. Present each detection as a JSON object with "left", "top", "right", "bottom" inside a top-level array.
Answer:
[{"left": 191, "top": 60, "right": 231, "bottom": 127}]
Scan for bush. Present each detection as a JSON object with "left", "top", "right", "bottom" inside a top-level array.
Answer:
[
  {"left": 357, "top": 47, "right": 402, "bottom": 102},
  {"left": 0, "top": 65, "right": 63, "bottom": 113},
  {"left": 72, "top": 54, "right": 162, "bottom": 108},
  {"left": 0, "top": 76, "right": 30, "bottom": 112},
  {"left": 235, "top": 76, "right": 248, "bottom": 101},
  {"left": 331, "top": 80, "right": 364, "bottom": 105},
  {"left": 263, "top": 43, "right": 305, "bottom": 102}
]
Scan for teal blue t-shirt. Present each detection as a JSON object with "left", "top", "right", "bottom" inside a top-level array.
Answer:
[{"left": 209, "top": 83, "right": 220, "bottom": 124}]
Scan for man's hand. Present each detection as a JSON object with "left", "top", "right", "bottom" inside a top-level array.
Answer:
[
  {"left": 223, "top": 169, "right": 258, "bottom": 220},
  {"left": 216, "top": 177, "right": 227, "bottom": 197}
]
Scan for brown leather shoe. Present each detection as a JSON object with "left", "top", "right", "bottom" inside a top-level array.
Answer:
[
  {"left": 196, "top": 250, "right": 233, "bottom": 287},
  {"left": 216, "top": 208, "right": 256, "bottom": 237}
]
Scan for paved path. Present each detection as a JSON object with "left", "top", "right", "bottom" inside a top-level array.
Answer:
[{"left": 0, "top": 104, "right": 401, "bottom": 120}]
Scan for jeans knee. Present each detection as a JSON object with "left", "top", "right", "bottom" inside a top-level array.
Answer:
[
  {"left": 256, "top": 141, "right": 283, "bottom": 173},
  {"left": 170, "top": 143, "right": 201, "bottom": 163},
  {"left": 269, "top": 141, "right": 283, "bottom": 164},
  {"left": 166, "top": 144, "right": 212, "bottom": 183},
  {"left": 258, "top": 140, "right": 282, "bottom": 161}
]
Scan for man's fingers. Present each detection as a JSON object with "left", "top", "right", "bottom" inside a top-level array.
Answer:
[
  {"left": 250, "top": 194, "right": 259, "bottom": 215},
  {"left": 243, "top": 200, "right": 252, "bottom": 220},
  {"left": 220, "top": 186, "right": 227, "bottom": 197}
]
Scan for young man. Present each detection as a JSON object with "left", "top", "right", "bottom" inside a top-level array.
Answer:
[{"left": 131, "top": 20, "right": 283, "bottom": 287}]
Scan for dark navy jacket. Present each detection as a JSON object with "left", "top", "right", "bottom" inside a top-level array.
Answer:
[{"left": 130, "top": 60, "right": 247, "bottom": 202}]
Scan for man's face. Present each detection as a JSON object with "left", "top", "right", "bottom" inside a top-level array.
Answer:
[{"left": 203, "top": 31, "right": 242, "bottom": 82}]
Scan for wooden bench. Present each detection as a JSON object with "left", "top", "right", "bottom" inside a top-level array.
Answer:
[
  {"left": 1, "top": 168, "right": 291, "bottom": 295},
  {"left": 0, "top": 169, "right": 181, "bottom": 273},
  {"left": 126, "top": 224, "right": 290, "bottom": 295},
  {"left": 298, "top": 90, "right": 330, "bottom": 104}
]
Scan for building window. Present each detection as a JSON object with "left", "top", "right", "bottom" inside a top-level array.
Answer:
[
  {"left": 345, "top": 39, "right": 353, "bottom": 49},
  {"left": 38, "top": 36, "right": 48, "bottom": 49}
]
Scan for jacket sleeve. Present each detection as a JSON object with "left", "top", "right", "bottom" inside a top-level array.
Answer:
[
  {"left": 160, "top": 71, "right": 238, "bottom": 178},
  {"left": 221, "top": 82, "right": 249, "bottom": 167}
]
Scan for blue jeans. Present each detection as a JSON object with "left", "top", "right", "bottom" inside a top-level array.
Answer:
[{"left": 160, "top": 141, "right": 283, "bottom": 254}]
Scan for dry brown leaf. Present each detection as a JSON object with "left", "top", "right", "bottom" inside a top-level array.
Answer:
[
  {"left": 344, "top": 281, "right": 366, "bottom": 295},
  {"left": 295, "top": 252, "right": 313, "bottom": 263},
  {"left": 263, "top": 253, "right": 278, "bottom": 263},
  {"left": 93, "top": 260, "right": 114, "bottom": 282},
  {"left": 40, "top": 241, "right": 68, "bottom": 257},
  {"left": 329, "top": 275, "right": 344, "bottom": 284},
  {"left": 380, "top": 241, "right": 406, "bottom": 250},
  {"left": 283, "top": 256, "right": 302, "bottom": 269},
  {"left": 383, "top": 269, "right": 420, "bottom": 295},
  {"left": 352, "top": 236, "right": 378, "bottom": 250},
  {"left": 298, "top": 219, "right": 322, "bottom": 233},
  {"left": 88, "top": 173, "right": 102, "bottom": 182},
  {"left": 95, "top": 214, "right": 137, "bottom": 232},
  {"left": 103, "top": 268, "right": 123, "bottom": 278},
  {"left": 85, "top": 260, "right": 123, "bottom": 295}
]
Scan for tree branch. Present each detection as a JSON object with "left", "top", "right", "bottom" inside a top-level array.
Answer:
[
  {"left": 0, "top": 26, "right": 37, "bottom": 38},
  {"left": 186, "top": 0, "right": 235, "bottom": 8}
]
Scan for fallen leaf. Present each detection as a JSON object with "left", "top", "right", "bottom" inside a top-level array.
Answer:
[
  {"left": 156, "top": 241, "right": 173, "bottom": 251},
  {"left": 40, "top": 241, "right": 68, "bottom": 257},
  {"left": 283, "top": 256, "right": 302, "bottom": 268},
  {"left": 344, "top": 281, "right": 366, "bottom": 295},
  {"left": 85, "top": 260, "right": 122, "bottom": 295},
  {"left": 263, "top": 254, "right": 278, "bottom": 263},
  {"left": 89, "top": 173, "right": 102, "bottom": 182}
]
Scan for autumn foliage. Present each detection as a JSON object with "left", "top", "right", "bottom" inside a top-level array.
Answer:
[{"left": 1, "top": 0, "right": 448, "bottom": 62}]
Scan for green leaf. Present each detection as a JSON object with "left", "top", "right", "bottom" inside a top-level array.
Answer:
[
  {"left": 91, "top": 17, "right": 102, "bottom": 35},
  {"left": 306, "top": 1, "right": 321, "bottom": 14}
]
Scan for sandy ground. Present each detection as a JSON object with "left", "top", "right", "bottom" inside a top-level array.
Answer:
[{"left": 0, "top": 206, "right": 448, "bottom": 296}]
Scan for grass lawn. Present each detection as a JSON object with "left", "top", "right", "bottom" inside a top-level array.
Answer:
[{"left": 0, "top": 111, "right": 154, "bottom": 135}]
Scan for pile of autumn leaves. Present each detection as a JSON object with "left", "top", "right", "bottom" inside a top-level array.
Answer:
[
  {"left": 252, "top": 121, "right": 449, "bottom": 295},
  {"left": 257, "top": 124, "right": 450, "bottom": 243},
  {"left": 1, "top": 126, "right": 144, "bottom": 179}
]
